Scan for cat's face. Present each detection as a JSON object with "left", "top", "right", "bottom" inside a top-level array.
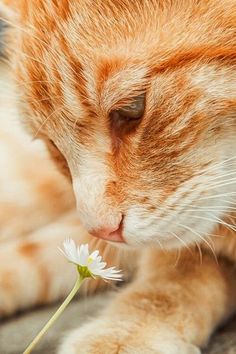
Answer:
[{"left": 4, "top": 0, "right": 236, "bottom": 248}]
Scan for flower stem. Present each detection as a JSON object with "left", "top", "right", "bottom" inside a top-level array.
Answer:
[{"left": 23, "top": 276, "right": 85, "bottom": 354}]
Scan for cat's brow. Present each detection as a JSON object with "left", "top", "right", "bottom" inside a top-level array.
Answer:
[
  {"left": 87, "top": 45, "right": 235, "bottom": 113},
  {"left": 96, "top": 66, "right": 149, "bottom": 113},
  {"left": 150, "top": 46, "right": 236, "bottom": 75}
]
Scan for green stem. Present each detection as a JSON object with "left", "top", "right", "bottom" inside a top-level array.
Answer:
[{"left": 23, "top": 276, "right": 85, "bottom": 354}]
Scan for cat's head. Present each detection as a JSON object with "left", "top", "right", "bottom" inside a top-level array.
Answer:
[{"left": 2, "top": 0, "right": 236, "bottom": 248}]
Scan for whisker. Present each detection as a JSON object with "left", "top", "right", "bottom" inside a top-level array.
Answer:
[
  {"left": 205, "top": 178, "right": 236, "bottom": 191},
  {"left": 155, "top": 238, "right": 166, "bottom": 252},
  {"left": 0, "top": 18, "right": 82, "bottom": 85},
  {"left": 177, "top": 222, "right": 218, "bottom": 264},
  {"left": 189, "top": 214, "right": 236, "bottom": 234},
  {"left": 197, "top": 192, "right": 236, "bottom": 201},
  {"left": 200, "top": 156, "right": 236, "bottom": 175},
  {"left": 209, "top": 214, "right": 236, "bottom": 233},
  {"left": 195, "top": 242, "right": 203, "bottom": 266},
  {"left": 205, "top": 170, "right": 236, "bottom": 183},
  {"left": 33, "top": 106, "right": 62, "bottom": 139},
  {"left": 174, "top": 248, "right": 181, "bottom": 268},
  {"left": 183, "top": 204, "right": 236, "bottom": 217},
  {"left": 0, "top": 16, "right": 63, "bottom": 60},
  {"left": 170, "top": 231, "right": 193, "bottom": 254}
]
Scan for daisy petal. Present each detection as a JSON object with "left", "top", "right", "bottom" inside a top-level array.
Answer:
[
  {"left": 62, "top": 238, "right": 79, "bottom": 264},
  {"left": 90, "top": 250, "right": 100, "bottom": 259},
  {"left": 59, "top": 239, "right": 123, "bottom": 282},
  {"left": 77, "top": 244, "right": 88, "bottom": 265}
]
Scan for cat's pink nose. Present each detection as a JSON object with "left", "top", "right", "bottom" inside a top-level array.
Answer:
[{"left": 89, "top": 219, "right": 124, "bottom": 243}]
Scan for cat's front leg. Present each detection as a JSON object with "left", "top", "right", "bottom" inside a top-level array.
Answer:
[
  {"left": 59, "top": 318, "right": 200, "bottom": 354},
  {"left": 59, "top": 248, "right": 236, "bottom": 354}
]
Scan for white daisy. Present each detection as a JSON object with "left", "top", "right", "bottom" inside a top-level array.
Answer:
[
  {"left": 60, "top": 238, "right": 122, "bottom": 281},
  {"left": 23, "top": 239, "right": 122, "bottom": 354}
]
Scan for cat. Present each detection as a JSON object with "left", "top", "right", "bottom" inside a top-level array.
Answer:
[{"left": 0, "top": 0, "right": 236, "bottom": 353}]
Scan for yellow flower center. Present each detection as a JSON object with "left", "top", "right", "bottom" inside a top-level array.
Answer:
[
  {"left": 87, "top": 257, "right": 94, "bottom": 264},
  {"left": 77, "top": 265, "right": 95, "bottom": 279}
]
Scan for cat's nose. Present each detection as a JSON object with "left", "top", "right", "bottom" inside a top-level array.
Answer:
[
  {"left": 72, "top": 177, "right": 124, "bottom": 242},
  {"left": 89, "top": 217, "right": 124, "bottom": 243}
]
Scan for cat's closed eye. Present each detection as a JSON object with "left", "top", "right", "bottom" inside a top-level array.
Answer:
[
  {"left": 112, "top": 94, "right": 145, "bottom": 121},
  {"left": 109, "top": 93, "right": 145, "bottom": 138}
]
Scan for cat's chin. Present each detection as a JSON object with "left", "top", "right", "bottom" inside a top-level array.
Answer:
[
  {"left": 106, "top": 239, "right": 130, "bottom": 249},
  {"left": 110, "top": 233, "right": 195, "bottom": 251},
  {"left": 105, "top": 237, "right": 162, "bottom": 250}
]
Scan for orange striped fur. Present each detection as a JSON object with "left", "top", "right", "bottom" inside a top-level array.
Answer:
[{"left": 0, "top": 1, "right": 236, "bottom": 353}]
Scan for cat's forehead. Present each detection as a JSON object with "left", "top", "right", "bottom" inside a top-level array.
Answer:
[
  {"left": 16, "top": 0, "right": 235, "bottom": 131},
  {"left": 69, "top": 0, "right": 158, "bottom": 42}
]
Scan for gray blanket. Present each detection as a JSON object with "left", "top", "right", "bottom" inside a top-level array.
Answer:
[
  {"left": 0, "top": 292, "right": 235, "bottom": 354},
  {"left": 0, "top": 19, "right": 6, "bottom": 56}
]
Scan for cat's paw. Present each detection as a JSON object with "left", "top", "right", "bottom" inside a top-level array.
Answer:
[{"left": 58, "top": 318, "right": 201, "bottom": 354}]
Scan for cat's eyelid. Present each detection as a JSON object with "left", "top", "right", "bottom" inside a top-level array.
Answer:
[
  {"left": 117, "top": 93, "right": 145, "bottom": 117},
  {"left": 108, "top": 92, "right": 146, "bottom": 113}
]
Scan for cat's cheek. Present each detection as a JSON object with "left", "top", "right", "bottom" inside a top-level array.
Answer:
[
  {"left": 44, "top": 138, "right": 72, "bottom": 181},
  {"left": 122, "top": 213, "right": 154, "bottom": 246}
]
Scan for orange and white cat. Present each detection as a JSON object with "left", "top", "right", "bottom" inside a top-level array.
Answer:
[{"left": 0, "top": 1, "right": 236, "bottom": 353}]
